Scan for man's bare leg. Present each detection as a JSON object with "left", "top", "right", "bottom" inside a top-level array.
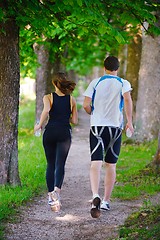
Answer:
[
  {"left": 90, "top": 161, "right": 103, "bottom": 197},
  {"left": 90, "top": 160, "right": 103, "bottom": 218},
  {"left": 103, "top": 163, "right": 116, "bottom": 202}
]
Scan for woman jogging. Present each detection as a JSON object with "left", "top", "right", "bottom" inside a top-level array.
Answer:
[{"left": 34, "top": 72, "right": 78, "bottom": 212}]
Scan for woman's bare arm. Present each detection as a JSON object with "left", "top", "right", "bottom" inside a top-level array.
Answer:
[
  {"left": 34, "top": 95, "right": 51, "bottom": 132},
  {"left": 70, "top": 96, "right": 78, "bottom": 125}
]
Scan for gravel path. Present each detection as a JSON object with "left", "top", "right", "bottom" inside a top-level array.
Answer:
[{"left": 5, "top": 96, "right": 160, "bottom": 240}]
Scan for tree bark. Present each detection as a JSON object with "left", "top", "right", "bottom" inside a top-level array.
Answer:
[
  {"left": 46, "top": 51, "right": 62, "bottom": 94},
  {"left": 0, "top": 19, "right": 20, "bottom": 185},
  {"left": 34, "top": 43, "right": 62, "bottom": 122},
  {"left": 126, "top": 32, "right": 142, "bottom": 121},
  {"left": 118, "top": 44, "right": 128, "bottom": 79},
  {"left": 68, "top": 70, "right": 78, "bottom": 83},
  {"left": 135, "top": 34, "right": 160, "bottom": 141},
  {"left": 34, "top": 43, "right": 50, "bottom": 121}
]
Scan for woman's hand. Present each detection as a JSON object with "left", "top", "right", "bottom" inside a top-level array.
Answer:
[{"left": 34, "top": 124, "right": 41, "bottom": 133}]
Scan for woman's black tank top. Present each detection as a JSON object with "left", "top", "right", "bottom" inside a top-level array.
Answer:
[{"left": 46, "top": 92, "right": 71, "bottom": 128}]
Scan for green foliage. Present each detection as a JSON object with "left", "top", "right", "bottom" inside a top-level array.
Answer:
[
  {"left": 72, "top": 88, "right": 79, "bottom": 98},
  {"left": 1, "top": 0, "right": 159, "bottom": 77},
  {"left": 0, "top": 7, "right": 4, "bottom": 20},
  {"left": 1, "top": 1, "right": 159, "bottom": 37},
  {"left": 20, "top": 29, "right": 38, "bottom": 78}
]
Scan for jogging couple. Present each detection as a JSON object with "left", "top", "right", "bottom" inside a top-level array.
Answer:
[{"left": 34, "top": 56, "right": 134, "bottom": 217}]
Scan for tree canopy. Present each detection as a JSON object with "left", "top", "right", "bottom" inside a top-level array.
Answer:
[{"left": 1, "top": 0, "right": 159, "bottom": 77}]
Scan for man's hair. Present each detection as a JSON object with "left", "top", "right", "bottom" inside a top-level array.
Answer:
[{"left": 104, "top": 56, "right": 120, "bottom": 71}]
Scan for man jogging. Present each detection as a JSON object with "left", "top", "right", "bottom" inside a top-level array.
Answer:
[{"left": 83, "top": 56, "right": 134, "bottom": 218}]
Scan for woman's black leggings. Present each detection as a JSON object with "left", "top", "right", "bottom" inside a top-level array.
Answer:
[{"left": 43, "top": 126, "right": 71, "bottom": 192}]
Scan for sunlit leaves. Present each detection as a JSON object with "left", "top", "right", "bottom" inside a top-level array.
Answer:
[
  {"left": 63, "top": 0, "right": 74, "bottom": 6},
  {"left": 2, "top": 0, "right": 158, "bottom": 77},
  {"left": 114, "top": 31, "right": 126, "bottom": 44},
  {"left": 77, "top": 0, "right": 83, "bottom": 7}
]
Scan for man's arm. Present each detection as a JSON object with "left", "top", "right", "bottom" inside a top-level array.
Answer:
[
  {"left": 83, "top": 96, "right": 92, "bottom": 115},
  {"left": 123, "top": 92, "right": 134, "bottom": 133}
]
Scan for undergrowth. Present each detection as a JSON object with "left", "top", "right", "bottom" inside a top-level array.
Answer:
[{"left": 118, "top": 202, "right": 160, "bottom": 239}]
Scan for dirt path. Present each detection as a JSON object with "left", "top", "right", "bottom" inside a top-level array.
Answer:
[{"left": 5, "top": 96, "right": 159, "bottom": 240}]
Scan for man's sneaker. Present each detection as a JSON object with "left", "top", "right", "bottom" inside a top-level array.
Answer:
[
  {"left": 90, "top": 196, "right": 101, "bottom": 218},
  {"left": 100, "top": 201, "right": 110, "bottom": 211},
  {"left": 50, "top": 191, "right": 61, "bottom": 212}
]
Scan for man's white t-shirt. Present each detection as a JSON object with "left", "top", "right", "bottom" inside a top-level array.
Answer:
[{"left": 83, "top": 75, "right": 132, "bottom": 128}]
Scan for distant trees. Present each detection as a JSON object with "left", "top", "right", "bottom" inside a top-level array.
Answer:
[{"left": 0, "top": 0, "right": 159, "bottom": 185}]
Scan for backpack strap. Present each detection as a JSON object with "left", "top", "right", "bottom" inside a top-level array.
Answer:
[{"left": 91, "top": 75, "right": 124, "bottom": 114}]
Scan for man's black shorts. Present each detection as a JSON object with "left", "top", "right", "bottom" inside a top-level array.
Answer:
[{"left": 90, "top": 126, "right": 122, "bottom": 164}]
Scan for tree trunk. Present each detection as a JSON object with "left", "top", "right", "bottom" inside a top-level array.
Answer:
[
  {"left": 68, "top": 70, "right": 78, "bottom": 83},
  {"left": 126, "top": 32, "right": 142, "bottom": 121},
  {"left": 118, "top": 44, "right": 128, "bottom": 79},
  {"left": 46, "top": 52, "right": 61, "bottom": 94},
  {"left": 34, "top": 43, "right": 50, "bottom": 121},
  {"left": 135, "top": 34, "right": 160, "bottom": 141},
  {"left": 0, "top": 19, "right": 20, "bottom": 185},
  {"left": 34, "top": 41, "right": 62, "bottom": 122}
]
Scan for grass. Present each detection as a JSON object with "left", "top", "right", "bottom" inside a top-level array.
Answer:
[
  {"left": 0, "top": 99, "right": 47, "bottom": 239},
  {"left": 112, "top": 139, "right": 159, "bottom": 200},
  {"left": 118, "top": 204, "right": 160, "bottom": 239},
  {"left": 113, "top": 138, "right": 160, "bottom": 240},
  {"left": 0, "top": 95, "right": 160, "bottom": 239}
]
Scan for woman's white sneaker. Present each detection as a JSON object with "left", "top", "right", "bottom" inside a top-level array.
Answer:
[{"left": 48, "top": 191, "right": 61, "bottom": 212}]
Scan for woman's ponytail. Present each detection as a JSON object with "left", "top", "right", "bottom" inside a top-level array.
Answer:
[{"left": 52, "top": 72, "right": 76, "bottom": 95}]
